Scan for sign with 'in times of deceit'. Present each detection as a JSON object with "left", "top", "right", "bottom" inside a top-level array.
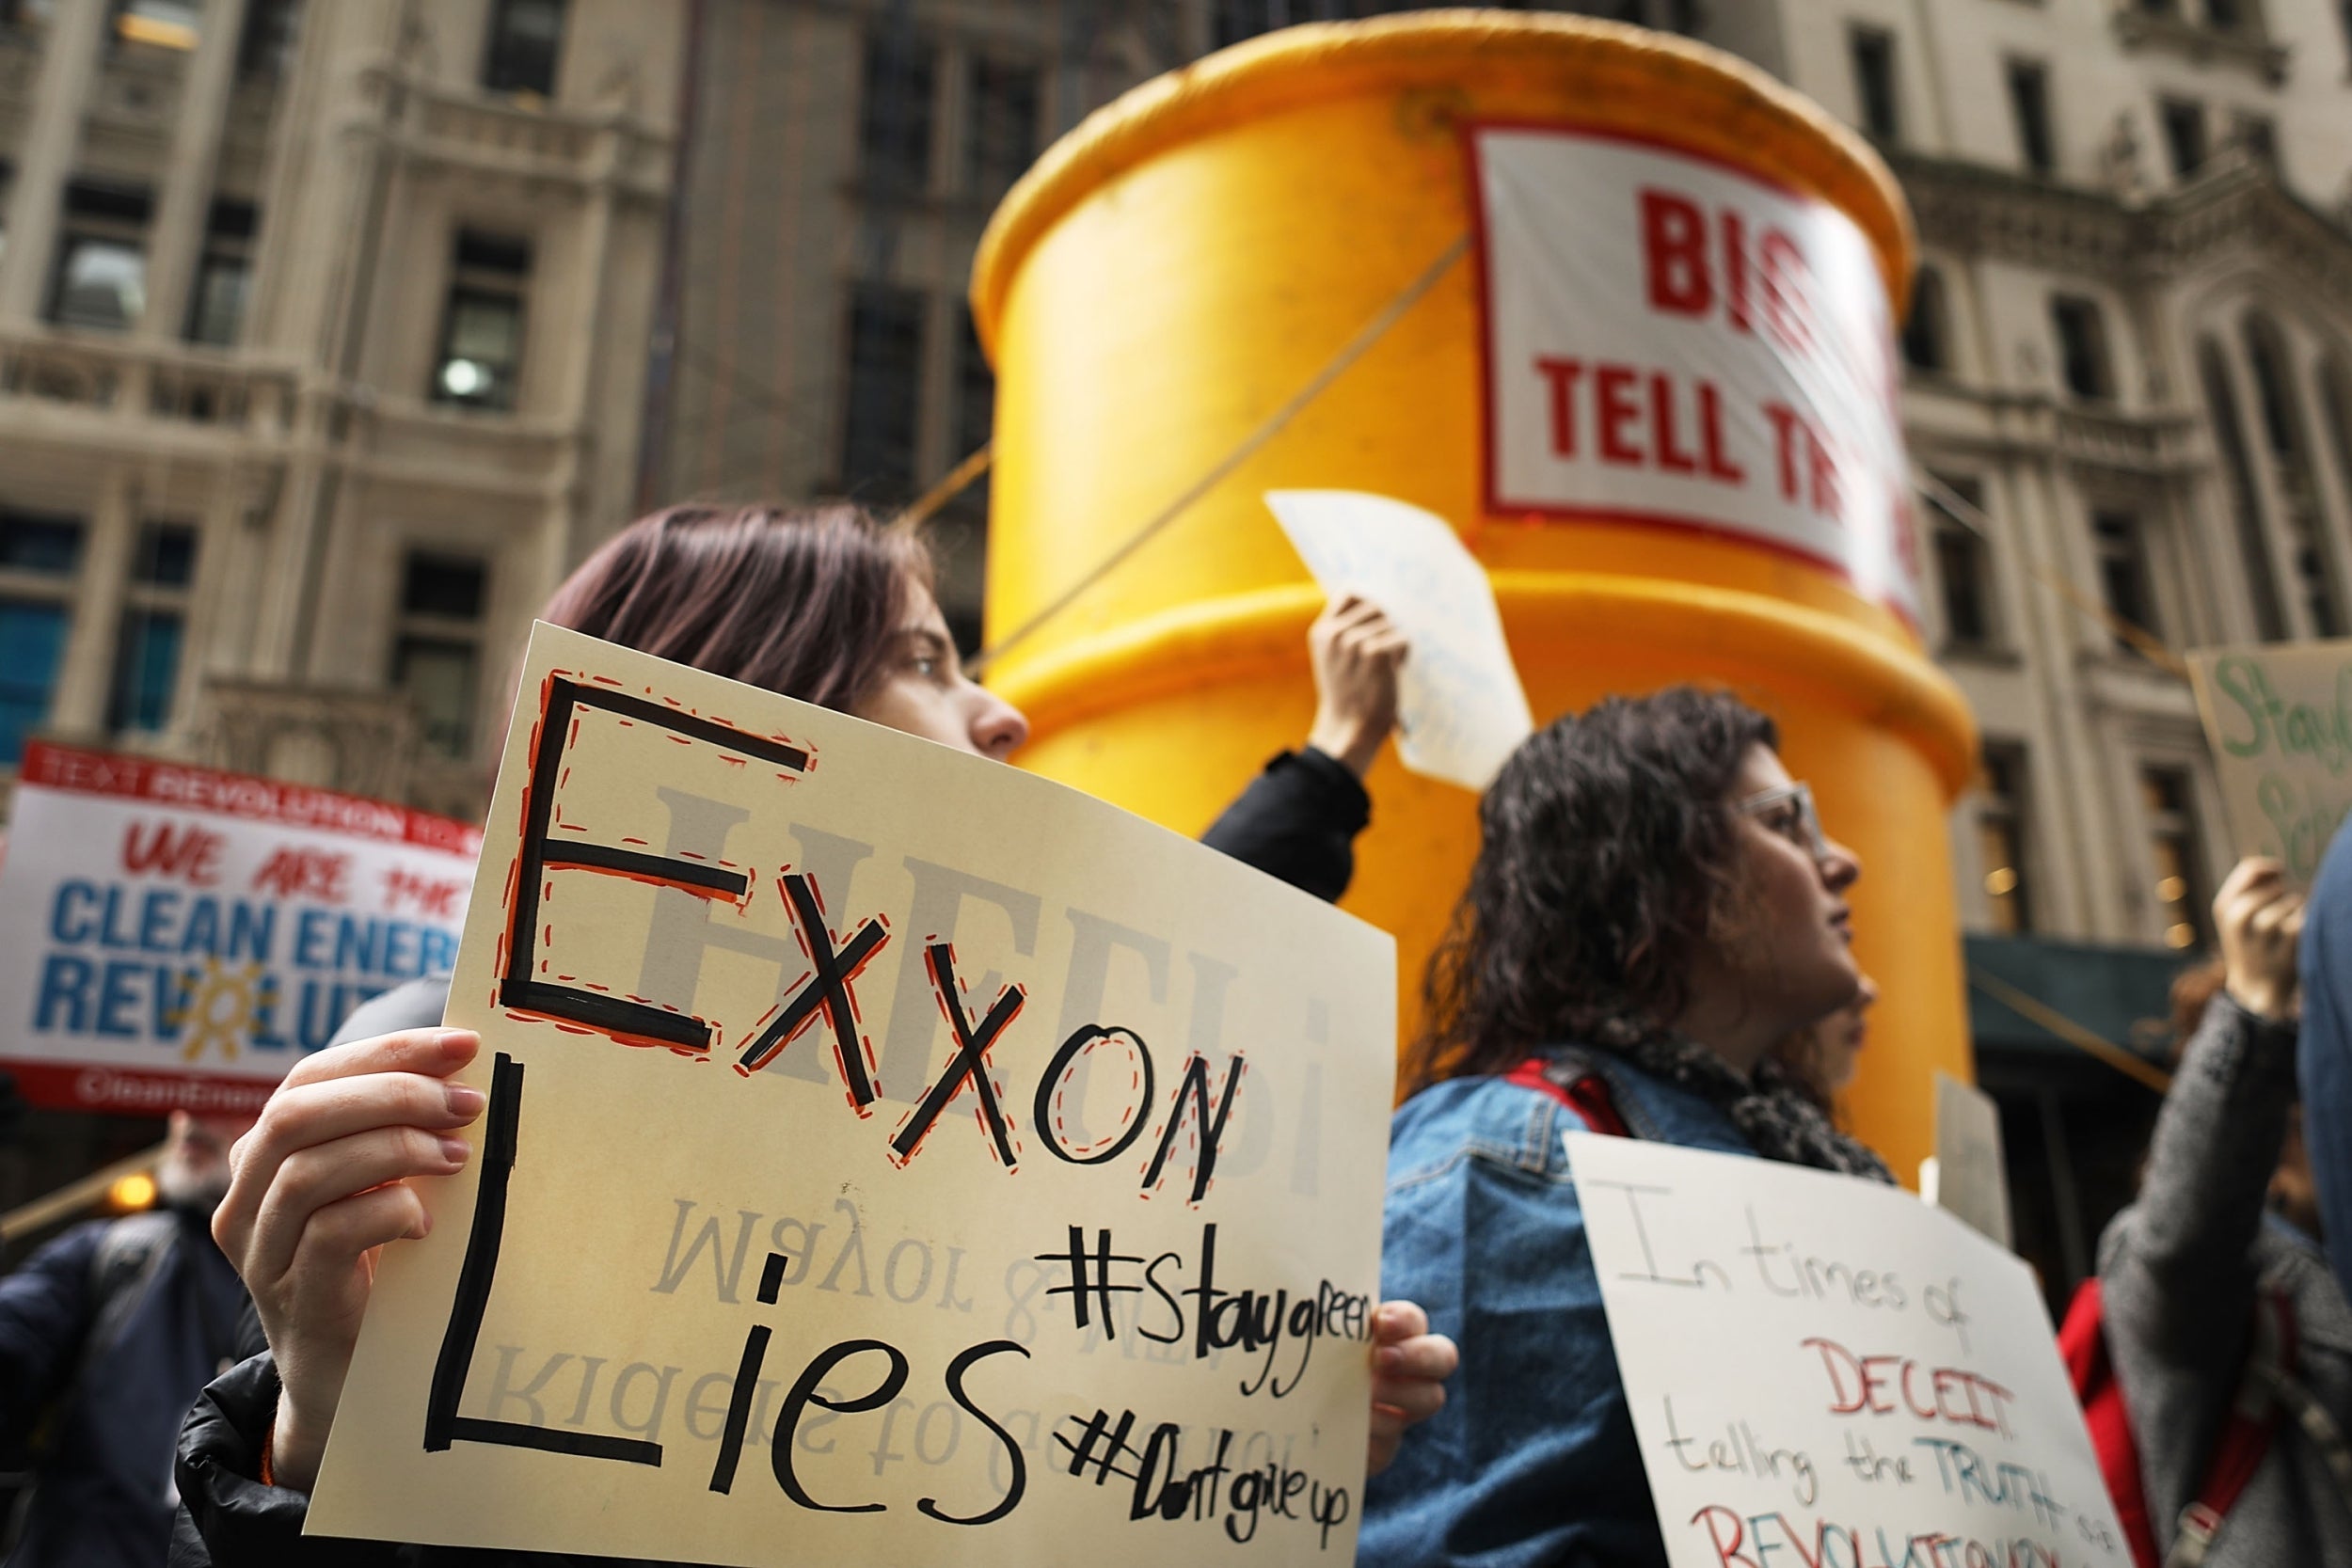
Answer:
[{"left": 309, "top": 623, "right": 1398, "bottom": 1566}]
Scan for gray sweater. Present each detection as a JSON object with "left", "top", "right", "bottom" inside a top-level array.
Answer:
[{"left": 2097, "top": 991, "right": 2352, "bottom": 1566}]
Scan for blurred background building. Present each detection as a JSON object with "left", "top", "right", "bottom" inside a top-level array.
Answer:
[{"left": 0, "top": 0, "right": 2349, "bottom": 1302}]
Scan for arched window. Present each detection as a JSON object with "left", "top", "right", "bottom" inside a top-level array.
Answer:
[
  {"left": 1901, "top": 265, "right": 1949, "bottom": 375},
  {"left": 2198, "top": 336, "right": 2287, "bottom": 641},
  {"left": 2243, "top": 314, "right": 2308, "bottom": 462},
  {"left": 2243, "top": 313, "right": 2344, "bottom": 636},
  {"left": 2319, "top": 356, "right": 2352, "bottom": 516}
]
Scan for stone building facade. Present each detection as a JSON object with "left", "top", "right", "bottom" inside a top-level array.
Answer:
[{"left": 0, "top": 0, "right": 681, "bottom": 820}]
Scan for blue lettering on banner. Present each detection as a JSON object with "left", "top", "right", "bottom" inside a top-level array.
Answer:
[{"left": 29, "top": 877, "right": 457, "bottom": 1059}]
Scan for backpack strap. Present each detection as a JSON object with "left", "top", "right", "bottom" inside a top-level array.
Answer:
[
  {"left": 85, "top": 1210, "right": 180, "bottom": 1367},
  {"left": 2166, "top": 1286, "right": 2295, "bottom": 1568},
  {"left": 1506, "top": 1054, "right": 1632, "bottom": 1139},
  {"left": 2058, "top": 1278, "right": 2163, "bottom": 1568}
]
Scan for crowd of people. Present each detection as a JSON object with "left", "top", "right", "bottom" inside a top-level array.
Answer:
[{"left": 0, "top": 501, "right": 2344, "bottom": 1567}]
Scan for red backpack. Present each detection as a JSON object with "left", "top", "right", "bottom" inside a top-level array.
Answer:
[{"left": 2057, "top": 1275, "right": 2294, "bottom": 1568}]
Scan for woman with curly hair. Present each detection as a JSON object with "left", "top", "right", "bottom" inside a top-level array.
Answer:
[{"left": 1359, "top": 686, "right": 1886, "bottom": 1568}]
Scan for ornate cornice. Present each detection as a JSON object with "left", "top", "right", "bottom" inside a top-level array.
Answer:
[
  {"left": 2108, "top": 10, "right": 2290, "bottom": 87},
  {"left": 1892, "top": 151, "right": 2352, "bottom": 315}
]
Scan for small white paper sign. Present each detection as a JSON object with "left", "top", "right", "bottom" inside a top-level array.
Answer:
[
  {"left": 1932, "top": 1072, "right": 2013, "bottom": 1250},
  {"left": 1563, "top": 1135, "right": 2127, "bottom": 1568},
  {"left": 1263, "top": 490, "right": 1535, "bottom": 793}
]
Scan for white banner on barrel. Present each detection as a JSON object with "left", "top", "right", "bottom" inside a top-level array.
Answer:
[
  {"left": 1471, "top": 123, "right": 1922, "bottom": 625},
  {"left": 1565, "top": 1134, "right": 2128, "bottom": 1568},
  {"left": 0, "top": 743, "right": 480, "bottom": 1116},
  {"left": 308, "top": 624, "right": 1397, "bottom": 1565}
]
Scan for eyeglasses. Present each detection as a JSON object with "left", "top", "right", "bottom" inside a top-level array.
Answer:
[{"left": 1737, "top": 781, "right": 1833, "bottom": 863}]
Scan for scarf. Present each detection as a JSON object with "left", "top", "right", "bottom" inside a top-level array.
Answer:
[{"left": 1591, "top": 1026, "right": 1896, "bottom": 1184}]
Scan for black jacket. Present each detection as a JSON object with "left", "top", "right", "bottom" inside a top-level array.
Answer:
[
  {"left": 169, "top": 750, "right": 1371, "bottom": 1567},
  {"left": 1198, "top": 746, "right": 1373, "bottom": 904},
  {"left": 1, "top": 1207, "right": 246, "bottom": 1568}
]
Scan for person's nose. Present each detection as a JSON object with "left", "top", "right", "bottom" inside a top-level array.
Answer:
[
  {"left": 1819, "top": 834, "right": 1861, "bottom": 894},
  {"left": 967, "top": 683, "right": 1029, "bottom": 762}
]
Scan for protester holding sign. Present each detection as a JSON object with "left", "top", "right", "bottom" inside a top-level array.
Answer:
[
  {"left": 2082, "top": 857, "right": 2351, "bottom": 1567},
  {"left": 0, "top": 1109, "right": 249, "bottom": 1568},
  {"left": 176, "top": 502, "right": 1453, "bottom": 1565},
  {"left": 1359, "top": 688, "right": 1888, "bottom": 1568},
  {"left": 2299, "top": 819, "right": 2352, "bottom": 1307}
]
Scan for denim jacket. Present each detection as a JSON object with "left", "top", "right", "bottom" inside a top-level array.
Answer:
[{"left": 1359, "top": 1049, "right": 1756, "bottom": 1568}]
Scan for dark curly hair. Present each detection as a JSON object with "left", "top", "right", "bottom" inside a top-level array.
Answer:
[{"left": 1406, "top": 687, "right": 1779, "bottom": 1091}]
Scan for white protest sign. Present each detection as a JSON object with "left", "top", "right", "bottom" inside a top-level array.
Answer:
[
  {"left": 1471, "top": 124, "right": 1922, "bottom": 625},
  {"left": 309, "top": 623, "right": 1396, "bottom": 1565},
  {"left": 0, "top": 742, "right": 479, "bottom": 1117},
  {"left": 1930, "top": 1073, "right": 2012, "bottom": 1251},
  {"left": 1263, "top": 490, "right": 1534, "bottom": 793},
  {"left": 1564, "top": 1135, "right": 2127, "bottom": 1568},
  {"left": 2187, "top": 639, "right": 2352, "bottom": 884}
]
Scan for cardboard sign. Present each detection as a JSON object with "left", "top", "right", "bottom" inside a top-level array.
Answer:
[
  {"left": 2187, "top": 639, "right": 2352, "bottom": 884},
  {"left": 0, "top": 743, "right": 479, "bottom": 1116},
  {"left": 1928, "top": 1073, "right": 2012, "bottom": 1251},
  {"left": 1565, "top": 1135, "right": 2128, "bottom": 1568},
  {"left": 309, "top": 624, "right": 1396, "bottom": 1565},
  {"left": 1471, "top": 124, "right": 1922, "bottom": 625},
  {"left": 1263, "top": 490, "right": 1535, "bottom": 793}
]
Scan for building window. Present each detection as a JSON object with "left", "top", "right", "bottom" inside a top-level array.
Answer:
[
  {"left": 2203, "top": 0, "right": 2244, "bottom": 29},
  {"left": 966, "top": 55, "right": 1039, "bottom": 200},
  {"left": 2232, "top": 113, "right": 2277, "bottom": 173},
  {"left": 185, "top": 198, "right": 255, "bottom": 347},
  {"left": 0, "top": 510, "right": 82, "bottom": 767},
  {"left": 392, "top": 552, "right": 487, "bottom": 758},
  {"left": 2319, "top": 357, "right": 2352, "bottom": 529},
  {"left": 1849, "top": 26, "right": 1899, "bottom": 143},
  {"left": 2091, "top": 510, "right": 2160, "bottom": 650},
  {"left": 1207, "top": 0, "right": 1381, "bottom": 47},
  {"left": 432, "top": 230, "right": 530, "bottom": 412},
  {"left": 2141, "top": 768, "right": 2208, "bottom": 951},
  {"left": 107, "top": 521, "right": 198, "bottom": 735},
  {"left": 954, "top": 307, "right": 993, "bottom": 464},
  {"left": 2244, "top": 315, "right": 2344, "bottom": 637},
  {"left": 2159, "top": 99, "right": 2206, "bottom": 180},
  {"left": 2051, "top": 295, "right": 2115, "bottom": 402},
  {"left": 839, "top": 283, "right": 926, "bottom": 500},
  {"left": 236, "top": 0, "right": 298, "bottom": 77},
  {"left": 116, "top": 0, "right": 199, "bottom": 50},
  {"left": 1901, "top": 265, "right": 1950, "bottom": 375},
  {"left": 1929, "top": 477, "right": 1993, "bottom": 648},
  {"left": 1978, "top": 744, "right": 2033, "bottom": 935},
  {"left": 2242, "top": 314, "right": 2307, "bottom": 464},
  {"left": 2199, "top": 337, "right": 2286, "bottom": 641},
  {"left": 48, "top": 182, "right": 151, "bottom": 332},
  {"left": 482, "top": 0, "right": 564, "bottom": 98},
  {"left": 2007, "top": 59, "right": 2055, "bottom": 178},
  {"left": 859, "top": 33, "right": 936, "bottom": 196}
]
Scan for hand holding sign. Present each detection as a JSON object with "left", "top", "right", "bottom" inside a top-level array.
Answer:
[
  {"left": 1265, "top": 490, "right": 1534, "bottom": 793},
  {"left": 1306, "top": 595, "right": 1410, "bottom": 778},
  {"left": 216, "top": 1023, "right": 486, "bottom": 1494}
]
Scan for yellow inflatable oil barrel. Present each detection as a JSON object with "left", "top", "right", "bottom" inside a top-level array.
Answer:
[{"left": 971, "top": 13, "right": 1978, "bottom": 1180}]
